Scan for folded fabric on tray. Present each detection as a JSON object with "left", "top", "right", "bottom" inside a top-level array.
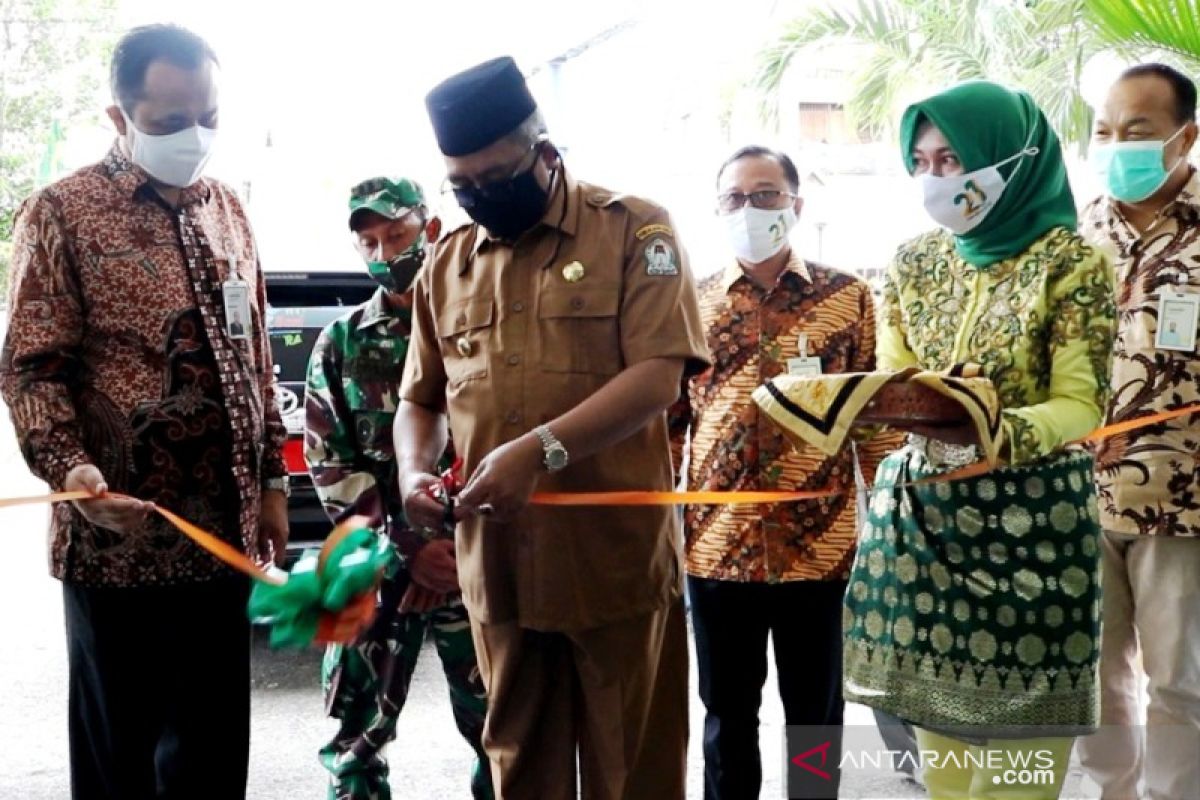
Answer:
[{"left": 751, "top": 366, "right": 1005, "bottom": 467}]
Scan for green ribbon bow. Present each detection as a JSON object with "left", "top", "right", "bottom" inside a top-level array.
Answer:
[{"left": 247, "top": 525, "right": 397, "bottom": 649}]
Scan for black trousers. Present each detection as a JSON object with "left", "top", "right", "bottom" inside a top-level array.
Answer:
[
  {"left": 63, "top": 576, "right": 251, "bottom": 800},
  {"left": 688, "top": 575, "right": 847, "bottom": 800}
]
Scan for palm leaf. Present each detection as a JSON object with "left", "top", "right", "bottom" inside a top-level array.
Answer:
[
  {"left": 754, "top": 0, "right": 916, "bottom": 125},
  {"left": 1085, "top": 0, "right": 1200, "bottom": 69},
  {"left": 753, "top": 0, "right": 1098, "bottom": 149}
]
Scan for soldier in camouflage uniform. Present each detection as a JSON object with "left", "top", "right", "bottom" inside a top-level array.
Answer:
[{"left": 304, "top": 177, "right": 492, "bottom": 800}]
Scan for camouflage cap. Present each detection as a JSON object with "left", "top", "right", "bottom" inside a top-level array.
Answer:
[{"left": 348, "top": 177, "right": 425, "bottom": 230}]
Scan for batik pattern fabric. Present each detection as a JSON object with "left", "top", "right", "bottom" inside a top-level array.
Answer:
[
  {"left": 841, "top": 225, "right": 1114, "bottom": 734},
  {"left": 877, "top": 226, "right": 1114, "bottom": 465},
  {"left": 0, "top": 144, "right": 286, "bottom": 586},
  {"left": 843, "top": 448, "right": 1102, "bottom": 737},
  {"left": 1082, "top": 170, "right": 1200, "bottom": 537},
  {"left": 669, "top": 255, "right": 896, "bottom": 583}
]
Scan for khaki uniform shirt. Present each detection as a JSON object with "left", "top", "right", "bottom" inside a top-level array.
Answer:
[{"left": 401, "top": 169, "right": 710, "bottom": 630}]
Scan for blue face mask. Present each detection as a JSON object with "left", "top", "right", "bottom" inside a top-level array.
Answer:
[{"left": 1090, "top": 126, "right": 1187, "bottom": 203}]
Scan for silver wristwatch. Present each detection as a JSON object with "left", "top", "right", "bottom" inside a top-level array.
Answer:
[
  {"left": 264, "top": 476, "right": 290, "bottom": 497},
  {"left": 533, "top": 425, "right": 569, "bottom": 473}
]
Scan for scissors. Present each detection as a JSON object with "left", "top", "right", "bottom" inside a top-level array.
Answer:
[
  {"left": 421, "top": 457, "right": 494, "bottom": 521},
  {"left": 423, "top": 457, "right": 463, "bottom": 529}
]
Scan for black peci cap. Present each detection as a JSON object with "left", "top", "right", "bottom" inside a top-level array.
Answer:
[{"left": 425, "top": 56, "right": 538, "bottom": 157}]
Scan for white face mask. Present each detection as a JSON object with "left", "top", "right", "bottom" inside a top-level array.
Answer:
[
  {"left": 723, "top": 205, "right": 798, "bottom": 264},
  {"left": 121, "top": 109, "right": 217, "bottom": 188},
  {"left": 918, "top": 142, "right": 1039, "bottom": 234}
]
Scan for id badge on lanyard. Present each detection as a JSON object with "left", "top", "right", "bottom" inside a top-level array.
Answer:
[
  {"left": 786, "top": 333, "right": 823, "bottom": 376},
  {"left": 1156, "top": 283, "right": 1200, "bottom": 352},
  {"left": 222, "top": 278, "right": 252, "bottom": 340}
]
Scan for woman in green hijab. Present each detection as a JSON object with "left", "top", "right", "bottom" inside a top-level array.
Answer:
[{"left": 843, "top": 82, "right": 1115, "bottom": 798}]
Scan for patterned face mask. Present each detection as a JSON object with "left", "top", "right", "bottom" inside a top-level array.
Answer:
[
  {"left": 722, "top": 205, "right": 798, "bottom": 264},
  {"left": 918, "top": 140, "right": 1039, "bottom": 235},
  {"left": 366, "top": 232, "right": 426, "bottom": 294}
]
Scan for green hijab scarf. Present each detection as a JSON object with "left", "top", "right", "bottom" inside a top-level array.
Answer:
[{"left": 900, "top": 81, "right": 1078, "bottom": 267}]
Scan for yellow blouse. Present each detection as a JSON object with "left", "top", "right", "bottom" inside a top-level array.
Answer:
[{"left": 878, "top": 226, "right": 1115, "bottom": 464}]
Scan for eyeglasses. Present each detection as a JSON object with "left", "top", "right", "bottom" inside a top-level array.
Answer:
[
  {"left": 441, "top": 139, "right": 546, "bottom": 196},
  {"left": 716, "top": 189, "right": 798, "bottom": 214}
]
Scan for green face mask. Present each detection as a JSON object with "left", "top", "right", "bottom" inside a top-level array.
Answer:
[
  {"left": 1089, "top": 126, "right": 1187, "bottom": 203},
  {"left": 367, "top": 232, "right": 426, "bottom": 293}
]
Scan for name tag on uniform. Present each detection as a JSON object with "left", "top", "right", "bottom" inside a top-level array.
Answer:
[
  {"left": 788, "top": 333, "right": 822, "bottom": 375},
  {"left": 1155, "top": 289, "right": 1200, "bottom": 352},
  {"left": 786, "top": 356, "right": 823, "bottom": 376},
  {"left": 222, "top": 278, "right": 252, "bottom": 340}
]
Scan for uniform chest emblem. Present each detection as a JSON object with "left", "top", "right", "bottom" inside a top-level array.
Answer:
[{"left": 562, "top": 261, "right": 585, "bottom": 283}]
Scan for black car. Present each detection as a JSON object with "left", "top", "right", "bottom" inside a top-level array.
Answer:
[{"left": 264, "top": 270, "right": 376, "bottom": 557}]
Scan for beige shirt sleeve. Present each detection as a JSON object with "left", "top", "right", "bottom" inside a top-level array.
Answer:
[
  {"left": 620, "top": 209, "right": 711, "bottom": 376},
  {"left": 399, "top": 265, "right": 448, "bottom": 410}
]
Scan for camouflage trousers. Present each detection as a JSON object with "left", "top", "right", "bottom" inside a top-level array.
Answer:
[{"left": 320, "top": 579, "right": 492, "bottom": 800}]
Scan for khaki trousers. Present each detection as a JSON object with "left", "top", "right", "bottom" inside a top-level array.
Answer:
[
  {"left": 470, "top": 600, "right": 688, "bottom": 800},
  {"left": 1077, "top": 531, "right": 1200, "bottom": 800}
]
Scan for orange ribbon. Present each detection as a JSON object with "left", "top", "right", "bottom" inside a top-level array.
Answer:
[
  {"left": 1072, "top": 402, "right": 1200, "bottom": 444},
  {"left": 10, "top": 404, "right": 1200, "bottom": 566},
  {"left": 315, "top": 590, "right": 377, "bottom": 645},
  {"left": 2, "top": 490, "right": 284, "bottom": 586},
  {"left": 530, "top": 404, "right": 1200, "bottom": 507},
  {"left": 10, "top": 494, "right": 378, "bottom": 644},
  {"left": 532, "top": 489, "right": 839, "bottom": 506}
]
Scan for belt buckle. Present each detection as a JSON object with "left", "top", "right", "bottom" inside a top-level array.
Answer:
[{"left": 909, "top": 433, "right": 979, "bottom": 469}]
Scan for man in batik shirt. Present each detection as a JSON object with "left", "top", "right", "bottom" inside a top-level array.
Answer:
[
  {"left": 1078, "top": 63, "right": 1200, "bottom": 800},
  {"left": 669, "top": 146, "right": 895, "bottom": 800},
  {"left": 0, "top": 24, "right": 287, "bottom": 799},
  {"left": 305, "top": 177, "right": 491, "bottom": 800}
]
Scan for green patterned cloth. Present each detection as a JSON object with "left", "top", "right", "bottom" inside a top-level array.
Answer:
[
  {"left": 304, "top": 284, "right": 488, "bottom": 800},
  {"left": 320, "top": 595, "right": 491, "bottom": 800},
  {"left": 878, "top": 226, "right": 1116, "bottom": 466},
  {"left": 843, "top": 447, "right": 1101, "bottom": 738}
]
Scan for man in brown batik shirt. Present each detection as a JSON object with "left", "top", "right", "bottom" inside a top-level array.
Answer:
[{"left": 0, "top": 25, "right": 286, "bottom": 800}]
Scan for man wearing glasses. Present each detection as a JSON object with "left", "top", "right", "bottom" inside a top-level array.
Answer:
[
  {"left": 668, "top": 146, "right": 890, "bottom": 799},
  {"left": 396, "top": 56, "right": 709, "bottom": 798}
]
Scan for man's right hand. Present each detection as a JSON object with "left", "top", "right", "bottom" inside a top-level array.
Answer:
[
  {"left": 63, "top": 464, "right": 152, "bottom": 534},
  {"left": 409, "top": 538, "right": 459, "bottom": 594},
  {"left": 397, "top": 584, "right": 449, "bottom": 615},
  {"left": 400, "top": 471, "right": 474, "bottom": 531}
]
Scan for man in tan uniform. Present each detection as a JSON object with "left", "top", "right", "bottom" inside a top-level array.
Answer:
[{"left": 395, "top": 56, "right": 709, "bottom": 799}]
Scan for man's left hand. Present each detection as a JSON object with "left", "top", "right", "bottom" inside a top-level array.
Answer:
[
  {"left": 260, "top": 488, "right": 290, "bottom": 566},
  {"left": 457, "top": 433, "right": 544, "bottom": 522}
]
